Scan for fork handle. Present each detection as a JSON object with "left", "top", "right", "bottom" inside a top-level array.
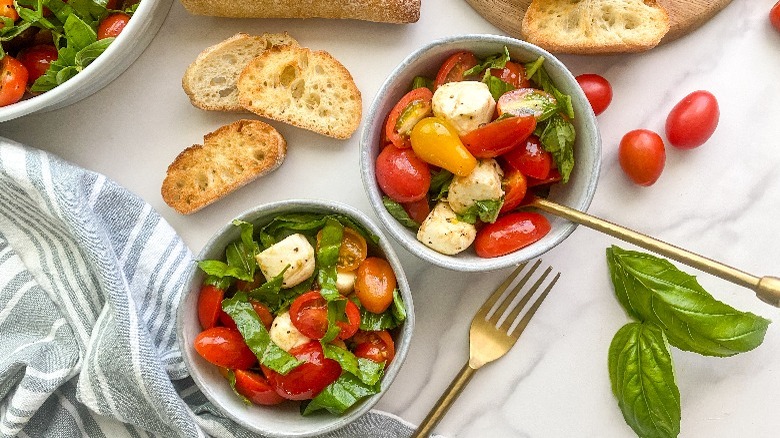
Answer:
[{"left": 412, "top": 362, "right": 477, "bottom": 438}]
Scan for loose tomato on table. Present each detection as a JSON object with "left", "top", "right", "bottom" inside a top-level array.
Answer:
[
  {"left": 771, "top": 1, "right": 780, "bottom": 32},
  {"left": 434, "top": 51, "right": 478, "bottom": 89},
  {"left": 460, "top": 115, "right": 537, "bottom": 158},
  {"left": 474, "top": 212, "right": 551, "bottom": 258},
  {"left": 233, "top": 370, "right": 285, "bottom": 406},
  {"left": 353, "top": 330, "right": 395, "bottom": 364},
  {"left": 575, "top": 74, "right": 612, "bottom": 116},
  {"left": 502, "top": 135, "right": 552, "bottom": 180},
  {"left": 97, "top": 13, "right": 130, "bottom": 40},
  {"left": 618, "top": 129, "right": 666, "bottom": 186},
  {"left": 194, "top": 326, "right": 257, "bottom": 369},
  {"left": 375, "top": 145, "right": 431, "bottom": 203},
  {"left": 18, "top": 45, "right": 57, "bottom": 85},
  {"left": 197, "top": 284, "right": 224, "bottom": 329},
  {"left": 490, "top": 61, "right": 530, "bottom": 88},
  {"left": 410, "top": 117, "right": 477, "bottom": 177},
  {"left": 499, "top": 167, "right": 528, "bottom": 213},
  {"left": 354, "top": 257, "right": 397, "bottom": 314},
  {"left": 664, "top": 90, "right": 719, "bottom": 149},
  {"left": 262, "top": 341, "right": 342, "bottom": 400},
  {"left": 0, "top": 56, "right": 28, "bottom": 107},
  {"left": 384, "top": 87, "right": 433, "bottom": 149}
]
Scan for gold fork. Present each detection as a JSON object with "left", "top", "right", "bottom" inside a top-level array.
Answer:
[{"left": 411, "top": 260, "right": 560, "bottom": 438}]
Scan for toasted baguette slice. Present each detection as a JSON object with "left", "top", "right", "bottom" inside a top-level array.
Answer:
[
  {"left": 182, "top": 32, "right": 299, "bottom": 112},
  {"left": 521, "top": 0, "right": 671, "bottom": 54},
  {"left": 179, "top": 0, "right": 420, "bottom": 23},
  {"left": 237, "top": 46, "right": 362, "bottom": 139},
  {"left": 162, "top": 120, "right": 286, "bottom": 214}
]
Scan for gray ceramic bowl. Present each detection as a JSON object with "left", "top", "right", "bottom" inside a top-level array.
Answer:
[
  {"left": 0, "top": 0, "right": 174, "bottom": 123},
  {"left": 360, "top": 34, "right": 601, "bottom": 272},
  {"left": 176, "top": 199, "right": 414, "bottom": 438}
]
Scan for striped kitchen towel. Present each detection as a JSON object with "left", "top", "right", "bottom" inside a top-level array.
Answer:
[{"left": 0, "top": 138, "right": 421, "bottom": 437}]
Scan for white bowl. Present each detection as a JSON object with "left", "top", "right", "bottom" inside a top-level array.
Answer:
[
  {"left": 360, "top": 34, "right": 601, "bottom": 272},
  {"left": 0, "top": 0, "right": 174, "bottom": 123},
  {"left": 176, "top": 199, "right": 415, "bottom": 437}
]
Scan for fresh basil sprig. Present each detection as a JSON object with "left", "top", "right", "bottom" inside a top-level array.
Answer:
[
  {"left": 382, "top": 197, "right": 420, "bottom": 230},
  {"left": 456, "top": 199, "right": 503, "bottom": 224},
  {"left": 302, "top": 372, "right": 382, "bottom": 416},
  {"left": 358, "top": 289, "right": 407, "bottom": 331}
]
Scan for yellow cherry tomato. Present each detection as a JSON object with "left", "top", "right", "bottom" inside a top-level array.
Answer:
[{"left": 410, "top": 117, "right": 477, "bottom": 177}]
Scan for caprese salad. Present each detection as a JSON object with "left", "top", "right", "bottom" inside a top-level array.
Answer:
[
  {"left": 376, "top": 48, "right": 577, "bottom": 257},
  {"left": 0, "top": 0, "right": 137, "bottom": 107},
  {"left": 193, "top": 213, "right": 406, "bottom": 416}
]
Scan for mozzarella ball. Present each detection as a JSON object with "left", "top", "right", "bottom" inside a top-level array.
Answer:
[
  {"left": 416, "top": 201, "right": 477, "bottom": 255},
  {"left": 336, "top": 270, "right": 357, "bottom": 295},
  {"left": 268, "top": 311, "right": 311, "bottom": 352},
  {"left": 255, "top": 233, "right": 315, "bottom": 288},
  {"left": 447, "top": 159, "right": 505, "bottom": 214},
  {"left": 432, "top": 81, "right": 496, "bottom": 136}
]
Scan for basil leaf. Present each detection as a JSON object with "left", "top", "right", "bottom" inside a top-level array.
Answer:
[
  {"left": 483, "top": 75, "right": 515, "bottom": 102},
  {"left": 382, "top": 196, "right": 420, "bottom": 229},
  {"left": 197, "top": 259, "right": 252, "bottom": 282},
  {"left": 456, "top": 199, "right": 503, "bottom": 224},
  {"left": 411, "top": 75, "right": 433, "bottom": 92},
  {"left": 260, "top": 213, "right": 379, "bottom": 248},
  {"left": 317, "top": 218, "right": 343, "bottom": 301},
  {"left": 538, "top": 114, "right": 575, "bottom": 184},
  {"left": 462, "top": 46, "right": 510, "bottom": 77},
  {"left": 64, "top": 14, "right": 97, "bottom": 52},
  {"left": 429, "top": 169, "right": 453, "bottom": 201},
  {"left": 358, "top": 290, "right": 406, "bottom": 331},
  {"left": 222, "top": 293, "right": 303, "bottom": 374},
  {"left": 606, "top": 246, "right": 771, "bottom": 357},
  {"left": 322, "top": 298, "right": 347, "bottom": 343},
  {"left": 356, "top": 357, "right": 384, "bottom": 386},
  {"left": 75, "top": 38, "right": 113, "bottom": 68},
  {"left": 390, "top": 289, "right": 407, "bottom": 322},
  {"left": 203, "top": 274, "right": 232, "bottom": 291},
  {"left": 322, "top": 343, "right": 360, "bottom": 378},
  {"left": 301, "top": 373, "right": 381, "bottom": 416},
  {"left": 609, "top": 322, "right": 680, "bottom": 438},
  {"left": 247, "top": 268, "right": 306, "bottom": 314},
  {"left": 226, "top": 370, "right": 251, "bottom": 405}
]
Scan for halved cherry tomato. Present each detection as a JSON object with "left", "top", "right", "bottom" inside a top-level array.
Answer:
[
  {"left": 18, "top": 45, "right": 57, "bottom": 85},
  {"left": 0, "top": 56, "right": 28, "bottom": 107},
  {"left": 460, "top": 115, "right": 537, "bottom": 159},
  {"left": 197, "top": 284, "right": 224, "bottom": 330},
  {"left": 233, "top": 370, "right": 285, "bottom": 406},
  {"left": 289, "top": 291, "right": 329, "bottom": 339},
  {"left": 527, "top": 169, "right": 562, "bottom": 187},
  {"left": 353, "top": 330, "right": 395, "bottom": 364},
  {"left": 499, "top": 167, "right": 527, "bottom": 213},
  {"left": 410, "top": 117, "right": 477, "bottom": 177},
  {"left": 354, "top": 257, "right": 396, "bottom": 314},
  {"left": 575, "top": 74, "right": 612, "bottom": 116},
  {"left": 502, "top": 135, "right": 552, "bottom": 180},
  {"left": 219, "top": 299, "right": 274, "bottom": 331},
  {"left": 434, "top": 51, "right": 478, "bottom": 89},
  {"left": 402, "top": 198, "right": 430, "bottom": 224},
  {"left": 337, "top": 299, "right": 361, "bottom": 340},
  {"left": 194, "top": 327, "right": 257, "bottom": 369},
  {"left": 0, "top": 0, "right": 18, "bottom": 22},
  {"left": 665, "top": 90, "right": 719, "bottom": 149},
  {"left": 490, "top": 61, "right": 530, "bottom": 89},
  {"left": 97, "top": 13, "right": 130, "bottom": 40},
  {"left": 375, "top": 145, "right": 431, "bottom": 203},
  {"left": 497, "top": 88, "right": 557, "bottom": 120},
  {"left": 318, "top": 227, "right": 368, "bottom": 272},
  {"left": 384, "top": 87, "right": 433, "bottom": 149},
  {"left": 619, "top": 129, "right": 666, "bottom": 186},
  {"left": 474, "top": 212, "right": 551, "bottom": 258},
  {"left": 262, "top": 341, "right": 341, "bottom": 400}
]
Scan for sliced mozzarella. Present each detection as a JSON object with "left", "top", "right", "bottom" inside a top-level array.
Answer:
[
  {"left": 416, "top": 201, "right": 477, "bottom": 255},
  {"left": 269, "top": 311, "right": 311, "bottom": 352},
  {"left": 336, "top": 270, "right": 356, "bottom": 295},
  {"left": 255, "top": 233, "right": 315, "bottom": 288},
  {"left": 447, "top": 159, "right": 505, "bottom": 214},
  {"left": 432, "top": 81, "right": 496, "bottom": 136}
]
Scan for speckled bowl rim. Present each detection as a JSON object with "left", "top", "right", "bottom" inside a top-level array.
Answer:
[
  {"left": 176, "top": 199, "right": 415, "bottom": 438},
  {"left": 360, "top": 34, "right": 601, "bottom": 272}
]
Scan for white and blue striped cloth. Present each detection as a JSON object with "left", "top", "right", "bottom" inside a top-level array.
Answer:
[{"left": 0, "top": 138, "right": 419, "bottom": 437}]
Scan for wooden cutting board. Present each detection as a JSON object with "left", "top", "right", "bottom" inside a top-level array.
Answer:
[{"left": 465, "top": 0, "right": 732, "bottom": 48}]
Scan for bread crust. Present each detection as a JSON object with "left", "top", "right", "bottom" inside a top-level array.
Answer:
[
  {"left": 161, "top": 120, "right": 287, "bottom": 214},
  {"left": 179, "top": 0, "right": 421, "bottom": 23}
]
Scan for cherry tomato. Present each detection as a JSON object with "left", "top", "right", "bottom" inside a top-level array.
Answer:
[
  {"left": 496, "top": 88, "right": 557, "bottom": 120},
  {"left": 460, "top": 115, "right": 536, "bottom": 159},
  {"left": 353, "top": 330, "right": 395, "bottom": 364},
  {"left": 527, "top": 169, "right": 562, "bottom": 187},
  {"left": 317, "top": 227, "right": 368, "bottom": 272},
  {"left": 219, "top": 299, "right": 274, "bottom": 331},
  {"left": 499, "top": 167, "right": 528, "bottom": 213},
  {"left": 474, "top": 212, "right": 551, "bottom": 258},
  {"left": 618, "top": 129, "right": 666, "bottom": 186},
  {"left": 17, "top": 45, "right": 57, "bottom": 85},
  {"left": 575, "top": 74, "right": 612, "bottom": 116},
  {"left": 194, "top": 327, "right": 257, "bottom": 369},
  {"left": 262, "top": 341, "right": 341, "bottom": 400},
  {"left": 384, "top": 87, "right": 433, "bottom": 149},
  {"left": 402, "top": 198, "right": 430, "bottom": 224},
  {"left": 410, "top": 117, "right": 477, "bottom": 177},
  {"left": 502, "top": 135, "right": 552, "bottom": 180},
  {"left": 233, "top": 370, "right": 285, "bottom": 406},
  {"left": 665, "top": 90, "right": 719, "bottom": 149},
  {"left": 0, "top": 0, "right": 18, "bottom": 22},
  {"left": 235, "top": 272, "right": 263, "bottom": 292},
  {"left": 0, "top": 56, "right": 28, "bottom": 107},
  {"left": 337, "top": 299, "right": 361, "bottom": 340},
  {"left": 490, "top": 61, "right": 529, "bottom": 89},
  {"left": 354, "top": 257, "right": 397, "bottom": 314},
  {"left": 289, "top": 291, "right": 329, "bottom": 339},
  {"left": 771, "top": 1, "right": 780, "bottom": 32},
  {"left": 434, "top": 51, "right": 478, "bottom": 89},
  {"left": 375, "top": 145, "right": 431, "bottom": 203},
  {"left": 97, "top": 13, "right": 130, "bottom": 40},
  {"left": 197, "top": 284, "right": 224, "bottom": 330}
]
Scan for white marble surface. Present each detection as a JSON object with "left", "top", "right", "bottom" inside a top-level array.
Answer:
[{"left": 3, "top": 0, "right": 780, "bottom": 436}]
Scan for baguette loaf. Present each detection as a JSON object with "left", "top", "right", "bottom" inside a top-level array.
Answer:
[
  {"left": 179, "top": 0, "right": 420, "bottom": 23},
  {"left": 237, "top": 46, "right": 362, "bottom": 139},
  {"left": 182, "top": 33, "right": 299, "bottom": 112},
  {"left": 521, "top": 0, "right": 671, "bottom": 54},
  {"left": 162, "top": 120, "right": 286, "bottom": 214}
]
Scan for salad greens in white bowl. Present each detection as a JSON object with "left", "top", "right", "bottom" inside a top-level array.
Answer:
[
  {"left": 0, "top": 0, "right": 173, "bottom": 122},
  {"left": 360, "top": 34, "right": 601, "bottom": 272}
]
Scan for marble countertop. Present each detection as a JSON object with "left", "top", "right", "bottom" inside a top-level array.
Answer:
[{"left": 3, "top": 0, "right": 780, "bottom": 436}]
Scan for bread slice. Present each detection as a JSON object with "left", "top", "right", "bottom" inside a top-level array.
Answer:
[
  {"left": 237, "top": 46, "right": 362, "bottom": 139},
  {"left": 182, "top": 32, "right": 299, "bottom": 112},
  {"left": 521, "top": 0, "right": 671, "bottom": 54},
  {"left": 179, "top": 0, "right": 421, "bottom": 23},
  {"left": 161, "top": 120, "right": 286, "bottom": 214}
]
